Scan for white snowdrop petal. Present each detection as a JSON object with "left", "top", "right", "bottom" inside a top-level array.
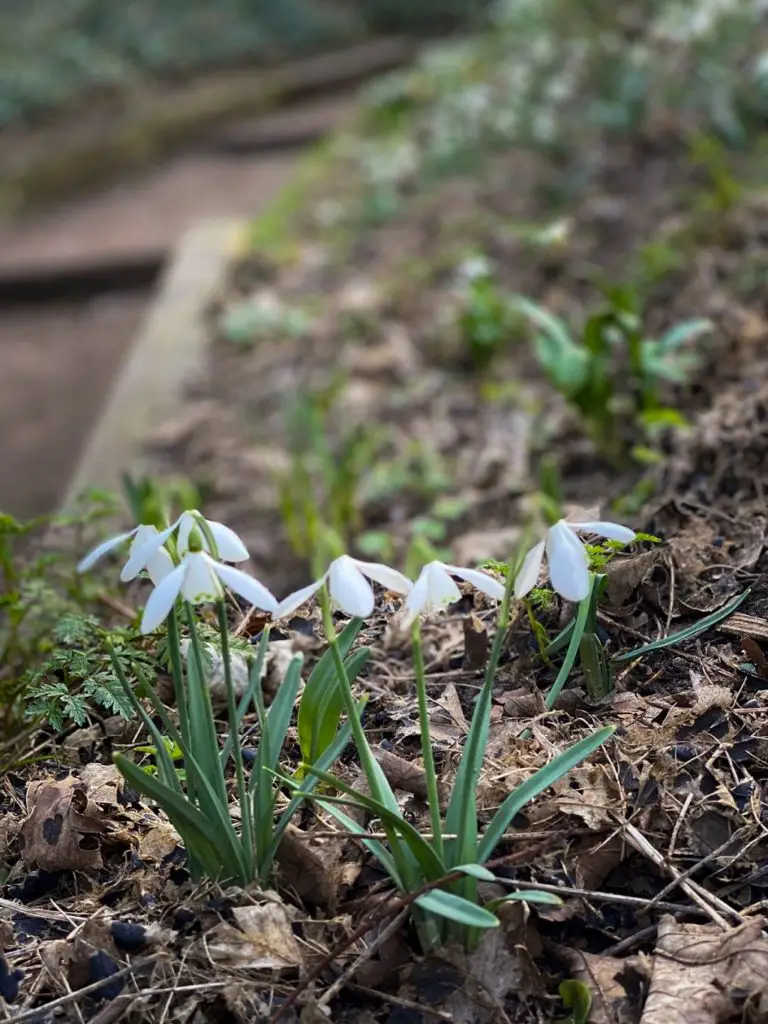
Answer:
[
  {"left": 443, "top": 564, "right": 505, "bottom": 601},
  {"left": 206, "top": 520, "right": 249, "bottom": 562},
  {"left": 146, "top": 546, "right": 176, "bottom": 586},
  {"left": 121, "top": 522, "right": 177, "bottom": 582},
  {"left": 401, "top": 567, "right": 434, "bottom": 626},
  {"left": 141, "top": 562, "right": 187, "bottom": 633},
  {"left": 571, "top": 520, "right": 636, "bottom": 544},
  {"left": 328, "top": 557, "right": 375, "bottom": 618},
  {"left": 546, "top": 523, "right": 590, "bottom": 602},
  {"left": 427, "top": 562, "right": 463, "bottom": 607},
  {"left": 213, "top": 560, "right": 278, "bottom": 611},
  {"left": 273, "top": 579, "right": 325, "bottom": 619},
  {"left": 76, "top": 528, "right": 137, "bottom": 573},
  {"left": 513, "top": 539, "right": 546, "bottom": 598},
  {"left": 180, "top": 552, "right": 222, "bottom": 603},
  {"left": 352, "top": 558, "right": 412, "bottom": 595}
]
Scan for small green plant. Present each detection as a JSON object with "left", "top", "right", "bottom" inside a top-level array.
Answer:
[
  {"left": 511, "top": 288, "right": 713, "bottom": 462},
  {"left": 78, "top": 511, "right": 355, "bottom": 886},
  {"left": 135, "top": 735, "right": 187, "bottom": 782},
  {"left": 455, "top": 258, "right": 520, "bottom": 371},
  {"left": 0, "top": 495, "right": 119, "bottom": 738},
  {"left": 357, "top": 494, "right": 471, "bottom": 577},
  {"left": 25, "top": 614, "right": 144, "bottom": 730},
  {"left": 540, "top": 569, "right": 749, "bottom": 706},
  {"left": 688, "top": 132, "right": 744, "bottom": 217},
  {"left": 221, "top": 297, "right": 312, "bottom": 348},
  {"left": 290, "top": 546, "right": 614, "bottom": 951},
  {"left": 277, "top": 379, "right": 386, "bottom": 560}
]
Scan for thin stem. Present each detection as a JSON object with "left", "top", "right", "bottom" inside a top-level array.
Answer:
[
  {"left": 411, "top": 622, "right": 443, "bottom": 860},
  {"left": 319, "top": 589, "right": 383, "bottom": 802},
  {"left": 166, "top": 605, "right": 188, "bottom": 740},
  {"left": 545, "top": 582, "right": 592, "bottom": 710},
  {"left": 166, "top": 604, "right": 195, "bottom": 806},
  {"left": 218, "top": 600, "right": 253, "bottom": 875},
  {"left": 318, "top": 589, "right": 413, "bottom": 884}
]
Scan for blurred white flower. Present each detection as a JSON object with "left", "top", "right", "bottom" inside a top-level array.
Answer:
[
  {"left": 401, "top": 561, "right": 505, "bottom": 628},
  {"left": 514, "top": 519, "right": 636, "bottom": 604},
  {"left": 275, "top": 555, "right": 412, "bottom": 620},
  {"left": 141, "top": 552, "right": 277, "bottom": 634},
  {"left": 77, "top": 524, "right": 173, "bottom": 586}
]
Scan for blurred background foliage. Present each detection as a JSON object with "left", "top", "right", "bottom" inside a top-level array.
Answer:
[{"left": 0, "top": 0, "right": 489, "bottom": 130}]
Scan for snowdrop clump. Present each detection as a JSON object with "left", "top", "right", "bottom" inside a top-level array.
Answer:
[
  {"left": 78, "top": 506, "right": 620, "bottom": 924},
  {"left": 80, "top": 508, "right": 637, "bottom": 631}
]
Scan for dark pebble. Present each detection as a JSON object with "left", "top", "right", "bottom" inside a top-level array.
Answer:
[
  {"left": 111, "top": 921, "right": 148, "bottom": 952},
  {"left": 89, "top": 950, "right": 123, "bottom": 1001},
  {"left": 0, "top": 957, "right": 23, "bottom": 1003}
]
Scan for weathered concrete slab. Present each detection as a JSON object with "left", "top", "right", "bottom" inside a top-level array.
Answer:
[{"left": 64, "top": 218, "right": 244, "bottom": 505}]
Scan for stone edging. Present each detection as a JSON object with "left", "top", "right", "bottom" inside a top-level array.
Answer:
[{"left": 64, "top": 218, "right": 245, "bottom": 506}]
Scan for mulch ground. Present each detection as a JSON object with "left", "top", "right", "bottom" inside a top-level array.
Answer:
[{"left": 3, "top": 99, "right": 768, "bottom": 1023}]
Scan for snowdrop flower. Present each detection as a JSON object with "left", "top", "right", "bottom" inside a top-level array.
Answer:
[
  {"left": 401, "top": 561, "right": 505, "bottom": 629},
  {"left": 514, "top": 519, "right": 636, "bottom": 604},
  {"left": 275, "top": 555, "right": 411, "bottom": 620},
  {"left": 77, "top": 524, "right": 174, "bottom": 586},
  {"left": 140, "top": 551, "right": 277, "bottom": 634},
  {"left": 120, "top": 510, "right": 249, "bottom": 583}
]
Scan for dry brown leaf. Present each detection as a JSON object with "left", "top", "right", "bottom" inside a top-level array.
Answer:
[
  {"left": 452, "top": 526, "right": 522, "bottom": 567},
  {"left": 69, "top": 919, "right": 120, "bottom": 992},
  {"left": 277, "top": 823, "right": 358, "bottom": 910},
  {"left": 551, "top": 765, "right": 620, "bottom": 830},
  {"left": 434, "top": 681, "right": 468, "bottom": 735},
  {"left": 441, "top": 929, "right": 526, "bottom": 1024},
  {"left": 206, "top": 900, "right": 303, "bottom": 970},
  {"left": 641, "top": 916, "right": 768, "bottom": 1024},
  {"left": 561, "top": 948, "right": 651, "bottom": 1024},
  {"left": 604, "top": 548, "right": 667, "bottom": 608},
  {"left": 80, "top": 763, "right": 123, "bottom": 809},
  {"left": 374, "top": 747, "right": 447, "bottom": 807},
  {"left": 138, "top": 819, "right": 182, "bottom": 863},
  {"left": 20, "top": 777, "right": 109, "bottom": 871},
  {"left": 463, "top": 614, "right": 490, "bottom": 670}
]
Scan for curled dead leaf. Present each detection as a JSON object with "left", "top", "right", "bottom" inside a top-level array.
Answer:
[
  {"left": 641, "top": 916, "right": 768, "bottom": 1024},
  {"left": 206, "top": 900, "right": 303, "bottom": 971},
  {"left": 21, "top": 777, "right": 109, "bottom": 871}
]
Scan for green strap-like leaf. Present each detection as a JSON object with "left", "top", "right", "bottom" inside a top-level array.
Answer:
[
  {"left": 300, "top": 768, "right": 445, "bottom": 883},
  {"left": 219, "top": 629, "right": 270, "bottom": 766},
  {"left": 115, "top": 753, "right": 244, "bottom": 882},
  {"left": 415, "top": 890, "right": 499, "bottom": 929},
  {"left": 486, "top": 890, "right": 563, "bottom": 911},
  {"left": 613, "top": 588, "right": 750, "bottom": 662},
  {"left": 478, "top": 726, "right": 614, "bottom": 862}
]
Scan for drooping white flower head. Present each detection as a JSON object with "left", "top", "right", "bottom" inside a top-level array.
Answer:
[
  {"left": 121, "top": 510, "right": 249, "bottom": 583},
  {"left": 77, "top": 523, "right": 174, "bottom": 586},
  {"left": 514, "top": 518, "right": 636, "bottom": 604},
  {"left": 274, "top": 555, "right": 412, "bottom": 620},
  {"left": 140, "top": 550, "right": 277, "bottom": 634},
  {"left": 401, "top": 561, "right": 505, "bottom": 629}
]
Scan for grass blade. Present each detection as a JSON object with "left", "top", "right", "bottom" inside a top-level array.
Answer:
[
  {"left": 544, "top": 580, "right": 593, "bottom": 709},
  {"left": 486, "top": 891, "right": 562, "bottom": 910},
  {"left": 613, "top": 588, "right": 750, "bottom": 662},
  {"left": 300, "top": 767, "right": 445, "bottom": 881},
  {"left": 415, "top": 890, "right": 499, "bottom": 929},
  {"left": 478, "top": 726, "right": 614, "bottom": 862}
]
